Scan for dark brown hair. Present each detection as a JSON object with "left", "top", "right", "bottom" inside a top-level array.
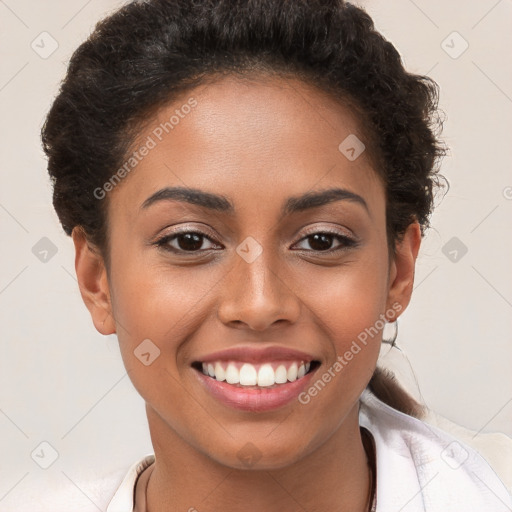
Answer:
[{"left": 41, "top": 0, "right": 446, "bottom": 419}]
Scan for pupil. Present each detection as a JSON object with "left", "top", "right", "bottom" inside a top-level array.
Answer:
[
  {"left": 309, "top": 233, "right": 332, "bottom": 251},
  {"left": 178, "top": 233, "right": 202, "bottom": 251}
]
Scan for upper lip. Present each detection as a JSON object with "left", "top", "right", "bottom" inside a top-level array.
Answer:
[{"left": 194, "top": 346, "right": 318, "bottom": 364}]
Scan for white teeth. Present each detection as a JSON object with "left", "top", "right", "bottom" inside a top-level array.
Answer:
[
  {"left": 225, "top": 363, "right": 240, "bottom": 384},
  {"left": 274, "top": 365, "right": 288, "bottom": 384},
  {"left": 287, "top": 362, "right": 298, "bottom": 382},
  {"left": 200, "top": 360, "right": 314, "bottom": 387},
  {"left": 239, "top": 363, "right": 257, "bottom": 385},
  {"left": 257, "top": 364, "right": 275, "bottom": 387},
  {"left": 214, "top": 362, "right": 226, "bottom": 381}
]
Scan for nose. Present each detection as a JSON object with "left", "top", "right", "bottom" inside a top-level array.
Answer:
[{"left": 217, "top": 246, "right": 302, "bottom": 332}]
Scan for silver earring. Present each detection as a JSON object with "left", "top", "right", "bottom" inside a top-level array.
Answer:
[{"left": 382, "top": 320, "right": 398, "bottom": 348}]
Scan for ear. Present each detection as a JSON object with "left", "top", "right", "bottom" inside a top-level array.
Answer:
[
  {"left": 385, "top": 221, "right": 422, "bottom": 320},
  {"left": 71, "top": 226, "right": 116, "bottom": 335}
]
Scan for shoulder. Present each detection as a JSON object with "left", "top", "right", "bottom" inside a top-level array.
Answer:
[
  {"left": 14, "top": 458, "right": 151, "bottom": 512},
  {"left": 105, "top": 453, "right": 155, "bottom": 512},
  {"left": 359, "top": 389, "right": 512, "bottom": 511}
]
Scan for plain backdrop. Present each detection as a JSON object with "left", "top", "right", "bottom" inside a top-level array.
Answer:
[{"left": 1, "top": 0, "right": 511, "bottom": 509}]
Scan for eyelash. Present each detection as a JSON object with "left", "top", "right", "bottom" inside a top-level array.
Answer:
[{"left": 154, "top": 228, "right": 359, "bottom": 255}]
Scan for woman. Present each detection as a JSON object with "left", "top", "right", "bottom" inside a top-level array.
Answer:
[{"left": 41, "top": 0, "right": 512, "bottom": 510}]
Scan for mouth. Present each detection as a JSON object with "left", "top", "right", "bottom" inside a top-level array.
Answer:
[
  {"left": 190, "top": 345, "right": 322, "bottom": 412},
  {"left": 191, "top": 359, "right": 321, "bottom": 389}
]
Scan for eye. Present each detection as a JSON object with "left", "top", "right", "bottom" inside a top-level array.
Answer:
[
  {"left": 155, "top": 230, "right": 221, "bottom": 253},
  {"left": 293, "top": 231, "right": 358, "bottom": 253},
  {"left": 154, "top": 228, "right": 358, "bottom": 255}
]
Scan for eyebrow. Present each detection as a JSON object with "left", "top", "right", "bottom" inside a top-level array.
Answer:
[{"left": 140, "top": 186, "right": 369, "bottom": 217}]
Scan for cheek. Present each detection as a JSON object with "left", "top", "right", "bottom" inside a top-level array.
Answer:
[
  {"left": 306, "top": 254, "right": 390, "bottom": 339},
  {"left": 108, "top": 256, "right": 224, "bottom": 387},
  {"left": 110, "top": 248, "right": 217, "bottom": 338},
  {"left": 301, "top": 254, "right": 389, "bottom": 387}
]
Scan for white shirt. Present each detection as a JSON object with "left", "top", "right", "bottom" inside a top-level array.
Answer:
[{"left": 106, "top": 389, "right": 512, "bottom": 511}]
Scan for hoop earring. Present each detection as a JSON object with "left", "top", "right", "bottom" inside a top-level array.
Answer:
[{"left": 382, "top": 320, "right": 398, "bottom": 348}]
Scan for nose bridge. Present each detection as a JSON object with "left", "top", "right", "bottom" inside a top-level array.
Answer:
[{"left": 217, "top": 236, "right": 301, "bottom": 330}]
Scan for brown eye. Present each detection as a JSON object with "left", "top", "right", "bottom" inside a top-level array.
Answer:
[
  {"left": 156, "top": 231, "right": 220, "bottom": 253},
  {"left": 293, "top": 231, "right": 358, "bottom": 253},
  {"left": 306, "top": 233, "right": 336, "bottom": 251},
  {"left": 174, "top": 232, "right": 205, "bottom": 251}
]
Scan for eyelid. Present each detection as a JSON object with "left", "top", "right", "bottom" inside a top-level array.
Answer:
[
  {"left": 154, "top": 223, "right": 359, "bottom": 255},
  {"left": 154, "top": 223, "right": 220, "bottom": 242},
  {"left": 156, "top": 222, "right": 356, "bottom": 243},
  {"left": 297, "top": 224, "right": 356, "bottom": 241}
]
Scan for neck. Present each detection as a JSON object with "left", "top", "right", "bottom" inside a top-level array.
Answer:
[{"left": 144, "top": 402, "right": 371, "bottom": 512}]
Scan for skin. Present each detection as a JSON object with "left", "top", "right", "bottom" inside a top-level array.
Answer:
[{"left": 72, "top": 74, "right": 421, "bottom": 511}]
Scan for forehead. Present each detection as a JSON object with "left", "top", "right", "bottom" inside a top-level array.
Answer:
[{"left": 108, "top": 74, "right": 385, "bottom": 223}]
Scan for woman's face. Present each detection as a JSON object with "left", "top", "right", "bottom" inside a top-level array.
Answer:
[{"left": 74, "top": 74, "right": 419, "bottom": 469}]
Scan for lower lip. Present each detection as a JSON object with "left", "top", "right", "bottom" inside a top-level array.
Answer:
[{"left": 194, "top": 366, "right": 318, "bottom": 412}]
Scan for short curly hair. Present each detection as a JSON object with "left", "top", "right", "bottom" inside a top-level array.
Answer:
[{"left": 41, "top": 0, "right": 446, "bottom": 261}]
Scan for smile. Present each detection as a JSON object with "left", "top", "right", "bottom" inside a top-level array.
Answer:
[
  {"left": 192, "top": 359, "right": 321, "bottom": 412},
  {"left": 196, "top": 360, "right": 317, "bottom": 388}
]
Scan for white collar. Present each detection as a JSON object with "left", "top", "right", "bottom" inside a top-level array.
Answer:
[{"left": 359, "top": 388, "right": 512, "bottom": 511}]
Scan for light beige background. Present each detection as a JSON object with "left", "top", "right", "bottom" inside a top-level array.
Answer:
[{"left": 1, "top": 0, "right": 511, "bottom": 509}]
